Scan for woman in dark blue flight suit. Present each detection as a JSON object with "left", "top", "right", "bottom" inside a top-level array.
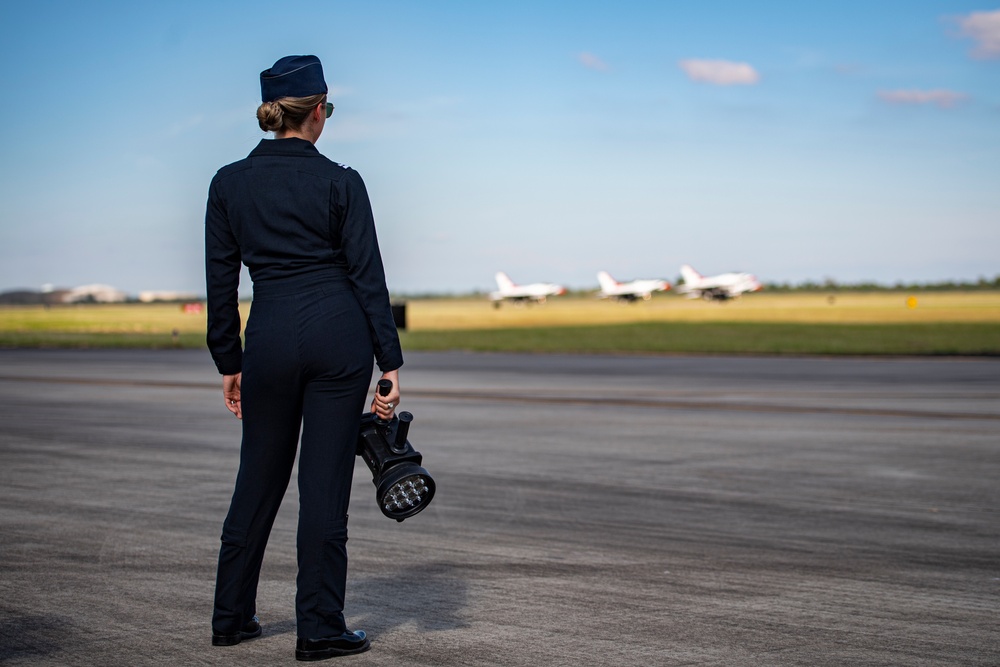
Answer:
[{"left": 205, "top": 55, "right": 401, "bottom": 661}]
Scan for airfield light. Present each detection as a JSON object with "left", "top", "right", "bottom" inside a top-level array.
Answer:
[{"left": 356, "top": 381, "right": 436, "bottom": 521}]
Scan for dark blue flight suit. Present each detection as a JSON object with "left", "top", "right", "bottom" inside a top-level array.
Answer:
[{"left": 205, "top": 137, "right": 403, "bottom": 641}]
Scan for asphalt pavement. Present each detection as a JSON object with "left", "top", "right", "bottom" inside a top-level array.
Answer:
[{"left": 0, "top": 349, "right": 997, "bottom": 666}]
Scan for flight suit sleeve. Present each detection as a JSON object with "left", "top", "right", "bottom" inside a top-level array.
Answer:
[
  {"left": 334, "top": 169, "right": 403, "bottom": 372},
  {"left": 204, "top": 178, "right": 244, "bottom": 375}
]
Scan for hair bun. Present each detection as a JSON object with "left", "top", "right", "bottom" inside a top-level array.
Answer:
[{"left": 256, "top": 101, "right": 284, "bottom": 132}]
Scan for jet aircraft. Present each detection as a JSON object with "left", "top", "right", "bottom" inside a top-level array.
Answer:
[
  {"left": 490, "top": 272, "right": 566, "bottom": 307},
  {"left": 677, "top": 264, "right": 762, "bottom": 301},
  {"left": 596, "top": 271, "right": 670, "bottom": 302}
]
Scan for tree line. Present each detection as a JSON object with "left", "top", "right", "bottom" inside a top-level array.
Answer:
[{"left": 762, "top": 275, "right": 1000, "bottom": 292}]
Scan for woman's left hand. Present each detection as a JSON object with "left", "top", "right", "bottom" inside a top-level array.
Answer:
[{"left": 371, "top": 369, "right": 400, "bottom": 420}]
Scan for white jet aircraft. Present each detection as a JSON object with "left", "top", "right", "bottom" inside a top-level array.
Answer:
[
  {"left": 678, "top": 264, "right": 762, "bottom": 301},
  {"left": 596, "top": 271, "right": 670, "bottom": 302},
  {"left": 490, "top": 272, "right": 566, "bottom": 307}
]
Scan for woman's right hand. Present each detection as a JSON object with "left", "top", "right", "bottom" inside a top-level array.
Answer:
[
  {"left": 371, "top": 369, "right": 400, "bottom": 420},
  {"left": 223, "top": 372, "right": 242, "bottom": 420}
]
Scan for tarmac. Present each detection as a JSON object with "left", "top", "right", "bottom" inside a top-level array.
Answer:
[{"left": 0, "top": 349, "right": 997, "bottom": 666}]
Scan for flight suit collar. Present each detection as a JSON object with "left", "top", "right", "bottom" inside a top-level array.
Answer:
[{"left": 249, "top": 137, "right": 321, "bottom": 158}]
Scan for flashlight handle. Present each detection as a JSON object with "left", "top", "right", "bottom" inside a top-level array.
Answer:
[
  {"left": 394, "top": 411, "right": 413, "bottom": 449},
  {"left": 374, "top": 379, "right": 394, "bottom": 427}
]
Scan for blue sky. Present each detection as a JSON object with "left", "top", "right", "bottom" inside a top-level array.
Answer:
[{"left": 0, "top": 0, "right": 997, "bottom": 295}]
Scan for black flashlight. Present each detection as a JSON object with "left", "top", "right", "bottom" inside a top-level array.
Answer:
[{"left": 356, "top": 380, "right": 436, "bottom": 521}]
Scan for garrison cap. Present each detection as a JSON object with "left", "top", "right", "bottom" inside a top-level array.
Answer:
[{"left": 260, "top": 55, "right": 328, "bottom": 102}]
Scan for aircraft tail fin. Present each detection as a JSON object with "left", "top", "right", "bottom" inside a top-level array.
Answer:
[
  {"left": 495, "top": 272, "right": 515, "bottom": 292},
  {"left": 680, "top": 264, "right": 702, "bottom": 286},
  {"left": 596, "top": 271, "right": 618, "bottom": 293}
]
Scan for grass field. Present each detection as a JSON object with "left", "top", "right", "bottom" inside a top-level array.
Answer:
[
  {"left": 407, "top": 291, "right": 1000, "bottom": 328},
  {"left": 1, "top": 292, "right": 998, "bottom": 355}
]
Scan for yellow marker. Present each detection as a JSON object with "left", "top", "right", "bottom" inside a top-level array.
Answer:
[{"left": 906, "top": 296, "right": 918, "bottom": 309}]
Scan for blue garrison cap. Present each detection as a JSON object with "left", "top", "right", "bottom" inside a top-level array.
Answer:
[{"left": 260, "top": 55, "right": 328, "bottom": 102}]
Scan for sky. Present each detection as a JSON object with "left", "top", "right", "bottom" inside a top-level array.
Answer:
[{"left": 0, "top": 0, "right": 997, "bottom": 295}]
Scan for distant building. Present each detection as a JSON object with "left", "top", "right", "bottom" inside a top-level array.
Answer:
[
  {"left": 65, "top": 284, "right": 128, "bottom": 303},
  {"left": 0, "top": 289, "right": 70, "bottom": 305},
  {"left": 138, "top": 290, "right": 200, "bottom": 303}
]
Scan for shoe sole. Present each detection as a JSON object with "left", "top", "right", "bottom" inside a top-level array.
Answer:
[
  {"left": 212, "top": 626, "right": 263, "bottom": 646},
  {"left": 295, "top": 639, "right": 371, "bottom": 661}
]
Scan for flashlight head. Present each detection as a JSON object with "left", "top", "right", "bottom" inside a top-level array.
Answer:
[
  {"left": 376, "top": 463, "right": 435, "bottom": 521},
  {"left": 357, "top": 412, "right": 436, "bottom": 521}
]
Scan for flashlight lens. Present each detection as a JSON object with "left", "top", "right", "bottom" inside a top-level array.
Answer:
[
  {"left": 381, "top": 474, "right": 430, "bottom": 512},
  {"left": 372, "top": 464, "right": 435, "bottom": 520}
]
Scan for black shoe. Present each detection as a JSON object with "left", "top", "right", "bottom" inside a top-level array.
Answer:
[
  {"left": 212, "top": 616, "right": 263, "bottom": 646},
  {"left": 295, "top": 630, "right": 370, "bottom": 661}
]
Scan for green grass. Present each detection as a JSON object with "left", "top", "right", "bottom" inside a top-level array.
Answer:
[
  {"left": 399, "top": 321, "right": 1000, "bottom": 356},
  {"left": 1, "top": 301, "right": 998, "bottom": 356},
  {"left": 0, "top": 331, "right": 205, "bottom": 349}
]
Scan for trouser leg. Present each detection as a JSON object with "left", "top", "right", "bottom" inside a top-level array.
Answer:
[
  {"left": 294, "top": 370, "right": 371, "bottom": 639},
  {"left": 212, "top": 325, "right": 302, "bottom": 634}
]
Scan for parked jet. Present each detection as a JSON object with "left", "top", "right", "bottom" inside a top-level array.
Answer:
[
  {"left": 490, "top": 272, "right": 566, "bottom": 306},
  {"left": 596, "top": 271, "right": 670, "bottom": 302},
  {"left": 678, "top": 264, "right": 762, "bottom": 301}
]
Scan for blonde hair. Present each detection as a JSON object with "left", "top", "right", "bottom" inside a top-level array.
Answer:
[{"left": 256, "top": 94, "right": 326, "bottom": 133}]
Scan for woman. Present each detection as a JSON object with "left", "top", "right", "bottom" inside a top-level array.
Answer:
[{"left": 205, "top": 54, "right": 402, "bottom": 661}]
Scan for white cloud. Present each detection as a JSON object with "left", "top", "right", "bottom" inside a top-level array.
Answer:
[
  {"left": 877, "top": 89, "right": 968, "bottom": 108},
  {"left": 957, "top": 9, "right": 1000, "bottom": 59},
  {"left": 678, "top": 59, "right": 760, "bottom": 85},
  {"left": 577, "top": 52, "right": 610, "bottom": 72}
]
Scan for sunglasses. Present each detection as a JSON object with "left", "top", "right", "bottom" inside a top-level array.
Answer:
[{"left": 324, "top": 102, "right": 334, "bottom": 118}]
